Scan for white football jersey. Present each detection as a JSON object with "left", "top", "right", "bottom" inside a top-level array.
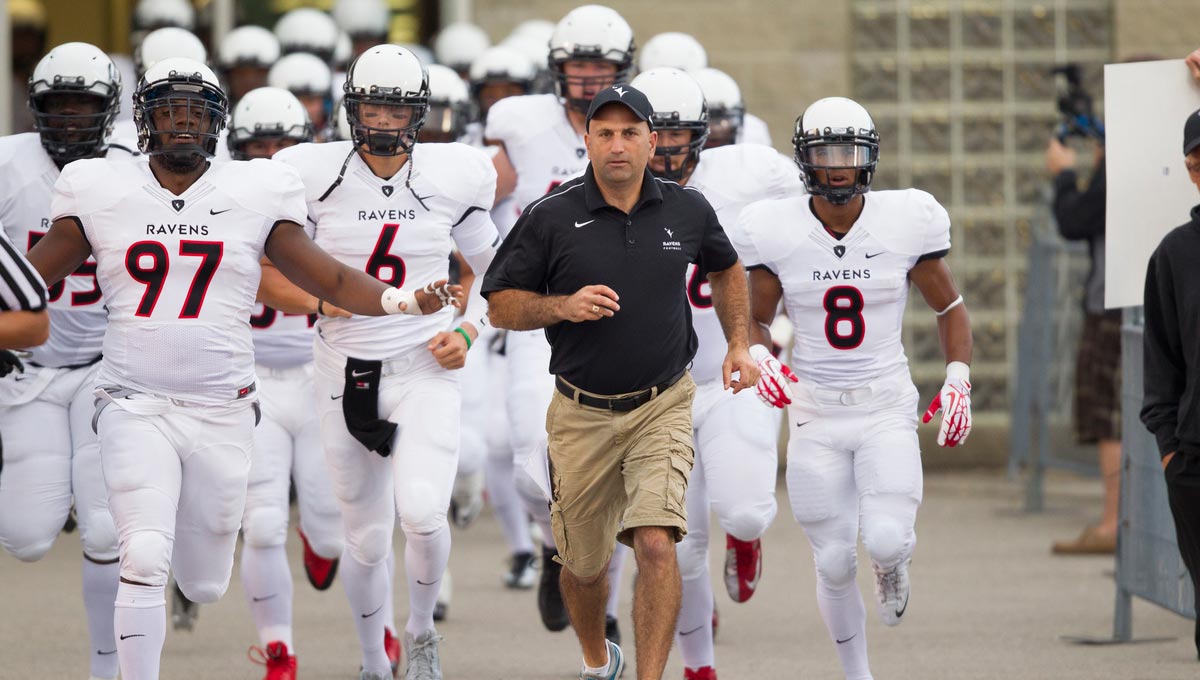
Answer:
[
  {"left": 274, "top": 141, "right": 498, "bottom": 360},
  {"left": 50, "top": 156, "right": 307, "bottom": 404},
  {"left": 685, "top": 144, "right": 804, "bottom": 383},
  {"left": 735, "top": 190, "right": 951, "bottom": 389},
  {"left": 485, "top": 94, "right": 588, "bottom": 220},
  {"left": 0, "top": 133, "right": 137, "bottom": 367},
  {"left": 251, "top": 304, "right": 316, "bottom": 369}
]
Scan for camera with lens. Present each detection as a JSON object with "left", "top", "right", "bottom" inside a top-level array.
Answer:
[{"left": 1052, "top": 64, "right": 1105, "bottom": 141}]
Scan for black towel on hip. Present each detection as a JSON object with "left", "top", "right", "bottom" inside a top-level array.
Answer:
[{"left": 342, "top": 357, "right": 397, "bottom": 458}]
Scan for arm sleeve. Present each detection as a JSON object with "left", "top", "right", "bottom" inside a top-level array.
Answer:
[
  {"left": 480, "top": 209, "right": 550, "bottom": 297},
  {"left": 694, "top": 195, "right": 739, "bottom": 274},
  {"left": 1140, "top": 245, "right": 1185, "bottom": 457},
  {"left": 0, "top": 228, "right": 47, "bottom": 312},
  {"left": 919, "top": 191, "right": 952, "bottom": 261},
  {"left": 1052, "top": 163, "right": 1106, "bottom": 241}
]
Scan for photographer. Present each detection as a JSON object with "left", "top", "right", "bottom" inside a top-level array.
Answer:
[{"left": 1045, "top": 127, "right": 1122, "bottom": 555}]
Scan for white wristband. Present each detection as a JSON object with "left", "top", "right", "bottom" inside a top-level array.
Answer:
[
  {"left": 936, "top": 295, "right": 964, "bottom": 317},
  {"left": 381, "top": 287, "right": 421, "bottom": 316},
  {"left": 946, "top": 360, "right": 970, "bottom": 383}
]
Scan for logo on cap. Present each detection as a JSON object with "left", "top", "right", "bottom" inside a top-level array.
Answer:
[{"left": 612, "top": 86, "right": 627, "bottom": 98}]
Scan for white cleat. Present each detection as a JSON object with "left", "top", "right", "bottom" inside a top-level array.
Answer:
[
  {"left": 873, "top": 559, "right": 910, "bottom": 627},
  {"left": 404, "top": 629, "right": 444, "bottom": 680},
  {"left": 504, "top": 551, "right": 539, "bottom": 589},
  {"left": 449, "top": 471, "right": 484, "bottom": 528}
]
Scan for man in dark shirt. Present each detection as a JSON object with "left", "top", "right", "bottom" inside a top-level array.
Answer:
[
  {"left": 1142, "top": 107, "right": 1200, "bottom": 660},
  {"left": 483, "top": 85, "right": 758, "bottom": 680},
  {"left": 1047, "top": 136, "right": 1123, "bottom": 555}
]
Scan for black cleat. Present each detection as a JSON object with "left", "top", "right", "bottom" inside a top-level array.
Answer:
[{"left": 538, "top": 547, "right": 570, "bottom": 632}]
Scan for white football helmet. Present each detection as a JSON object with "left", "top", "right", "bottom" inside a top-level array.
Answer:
[
  {"left": 331, "top": 97, "right": 352, "bottom": 141},
  {"left": 274, "top": 8, "right": 340, "bottom": 64},
  {"left": 510, "top": 19, "right": 556, "bottom": 43},
  {"left": 501, "top": 34, "right": 550, "bottom": 69},
  {"left": 690, "top": 68, "right": 744, "bottom": 148},
  {"left": 343, "top": 44, "right": 429, "bottom": 156},
  {"left": 135, "top": 27, "right": 207, "bottom": 78},
  {"left": 333, "top": 32, "right": 353, "bottom": 70},
  {"left": 434, "top": 22, "right": 491, "bottom": 72},
  {"left": 398, "top": 43, "right": 437, "bottom": 69},
  {"left": 133, "top": 0, "right": 195, "bottom": 32},
  {"left": 630, "top": 67, "right": 708, "bottom": 181},
  {"left": 637, "top": 32, "right": 707, "bottom": 73},
  {"left": 793, "top": 97, "right": 879, "bottom": 205},
  {"left": 227, "top": 86, "right": 313, "bottom": 160},
  {"left": 332, "top": 0, "right": 390, "bottom": 40},
  {"left": 28, "top": 42, "right": 122, "bottom": 163},
  {"left": 469, "top": 46, "right": 535, "bottom": 94},
  {"left": 424, "top": 64, "right": 471, "bottom": 142},
  {"left": 218, "top": 26, "right": 280, "bottom": 70},
  {"left": 268, "top": 53, "right": 334, "bottom": 97},
  {"left": 548, "top": 5, "right": 635, "bottom": 112},
  {"left": 133, "top": 57, "right": 228, "bottom": 161}
]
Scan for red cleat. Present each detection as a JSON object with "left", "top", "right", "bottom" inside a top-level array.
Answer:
[
  {"left": 248, "top": 641, "right": 297, "bottom": 680},
  {"left": 298, "top": 528, "right": 339, "bottom": 591},
  {"left": 684, "top": 666, "right": 717, "bottom": 680},
  {"left": 724, "top": 535, "right": 763, "bottom": 603},
  {"left": 384, "top": 627, "right": 401, "bottom": 677}
]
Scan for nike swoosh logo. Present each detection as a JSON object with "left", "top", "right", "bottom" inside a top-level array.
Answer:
[
  {"left": 745, "top": 571, "right": 760, "bottom": 592},
  {"left": 361, "top": 603, "right": 384, "bottom": 619},
  {"left": 119, "top": 634, "right": 145, "bottom": 640},
  {"left": 12, "top": 376, "right": 26, "bottom": 382},
  {"left": 679, "top": 624, "right": 705, "bottom": 636},
  {"left": 865, "top": 252, "right": 884, "bottom": 259},
  {"left": 796, "top": 421, "right": 811, "bottom": 428},
  {"left": 574, "top": 220, "right": 595, "bottom": 228},
  {"left": 209, "top": 208, "right": 232, "bottom": 215},
  {"left": 895, "top": 593, "right": 908, "bottom": 619},
  {"left": 98, "top": 649, "right": 117, "bottom": 655},
  {"left": 836, "top": 634, "right": 856, "bottom": 644},
  {"left": 252, "top": 594, "right": 276, "bottom": 602},
  {"left": 351, "top": 370, "right": 372, "bottom": 377},
  {"left": 416, "top": 579, "right": 440, "bottom": 586},
  {"left": 330, "top": 394, "right": 343, "bottom": 400}
]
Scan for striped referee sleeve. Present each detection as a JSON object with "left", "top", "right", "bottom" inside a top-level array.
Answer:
[{"left": 0, "top": 229, "right": 48, "bottom": 312}]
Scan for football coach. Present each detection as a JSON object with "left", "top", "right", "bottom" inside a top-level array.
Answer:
[{"left": 482, "top": 83, "right": 758, "bottom": 680}]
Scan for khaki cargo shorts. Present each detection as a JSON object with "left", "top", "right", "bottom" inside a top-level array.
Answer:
[{"left": 545, "top": 372, "right": 696, "bottom": 579}]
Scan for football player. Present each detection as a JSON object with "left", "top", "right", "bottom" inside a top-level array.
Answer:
[
  {"left": 268, "top": 53, "right": 334, "bottom": 141},
  {"left": 689, "top": 68, "right": 773, "bottom": 148},
  {"left": 25, "top": 56, "right": 459, "bottom": 680},
  {"left": 485, "top": 3, "right": 636, "bottom": 641},
  {"left": 216, "top": 26, "right": 281, "bottom": 106},
  {"left": 433, "top": 22, "right": 491, "bottom": 80},
  {"left": 633, "top": 67, "right": 803, "bottom": 680},
  {"left": 272, "top": 44, "right": 499, "bottom": 680},
  {"left": 736, "top": 97, "right": 974, "bottom": 680},
  {"left": 0, "top": 42, "right": 132, "bottom": 680}
]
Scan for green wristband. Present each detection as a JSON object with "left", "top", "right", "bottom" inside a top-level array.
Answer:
[{"left": 454, "top": 326, "right": 472, "bottom": 350}]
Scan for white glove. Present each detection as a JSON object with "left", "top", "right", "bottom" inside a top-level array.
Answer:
[
  {"left": 922, "top": 361, "right": 972, "bottom": 447},
  {"left": 749, "top": 343, "right": 798, "bottom": 409}
]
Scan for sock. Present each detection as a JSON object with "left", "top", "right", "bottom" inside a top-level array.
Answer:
[
  {"left": 815, "top": 579, "right": 872, "bottom": 680},
  {"left": 605, "top": 543, "right": 629, "bottom": 618},
  {"left": 403, "top": 523, "right": 451, "bottom": 636},
  {"left": 341, "top": 551, "right": 391, "bottom": 674},
  {"left": 82, "top": 558, "right": 120, "bottom": 679},
  {"left": 114, "top": 582, "right": 166, "bottom": 680},
  {"left": 583, "top": 647, "right": 611, "bottom": 676},
  {"left": 675, "top": 570, "right": 715, "bottom": 669},
  {"left": 383, "top": 546, "right": 398, "bottom": 635},
  {"left": 485, "top": 455, "right": 535, "bottom": 554},
  {"left": 240, "top": 544, "right": 294, "bottom": 648}
]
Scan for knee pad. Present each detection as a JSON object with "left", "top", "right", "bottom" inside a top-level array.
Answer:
[
  {"left": 3, "top": 535, "right": 55, "bottom": 563},
  {"left": 242, "top": 507, "right": 289, "bottom": 548},
  {"left": 301, "top": 514, "right": 345, "bottom": 559},
  {"left": 120, "top": 530, "right": 173, "bottom": 587},
  {"left": 344, "top": 522, "right": 392, "bottom": 567},
  {"left": 812, "top": 542, "right": 857, "bottom": 589},
  {"left": 861, "top": 515, "right": 913, "bottom": 569},
  {"left": 717, "top": 505, "right": 776, "bottom": 543},
  {"left": 177, "top": 578, "right": 227, "bottom": 604},
  {"left": 675, "top": 533, "right": 709, "bottom": 582},
  {"left": 79, "top": 511, "right": 119, "bottom": 562},
  {"left": 396, "top": 479, "right": 448, "bottom": 535}
]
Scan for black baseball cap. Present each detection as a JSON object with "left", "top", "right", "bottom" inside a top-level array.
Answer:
[
  {"left": 1186, "top": 107, "right": 1200, "bottom": 156},
  {"left": 585, "top": 84, "right": 654, "bottom": 131}
]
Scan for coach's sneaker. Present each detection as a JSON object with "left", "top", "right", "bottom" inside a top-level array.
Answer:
[
  {"left": 298, "top": 528, "right": 339, "bottom": 591},
  {"left": 579, "top": 640, "right": 625, "bottom": 680},
  {"left": 605, "top": 615, "right": 621, "bottom": 646},
  {"left": 684, "top": 666, "right": 717, "bottom": 680},
  {"left": 434, "top": 571, "right": 451, "bottom": 622},
  {"left": 504, "top": 551, "right": 538, "bottom": 589},
  {"left": 449, "top": 471, "right": 485, "bottom": 528},
  {"left": 248, "top": 641, "right": 297, "bottom": 680},
  {"left": 403, "top": 629, "right": 443, "bottom": 680},
  {"left": 724, "top": 535, "right": 763, "bottom": 603},
  {"left": 171, "top": 581, "right": 198, "bottom": 631},
  {"left": 385, "top": 627, "right": 402, "bottom": 677},
  {"left": 872, "top": 559, "right": 910, "bottom": 626},
  {"left": 538, "top": 546, "right": 570, "bottom": 631}
]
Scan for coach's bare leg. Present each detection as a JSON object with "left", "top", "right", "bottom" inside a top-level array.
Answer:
[
  {"left": 632, "top": 526, "right": 681, "bottom": 680},
  {"left": 561, "top": 557, "right": 612, "bottom": 667}
]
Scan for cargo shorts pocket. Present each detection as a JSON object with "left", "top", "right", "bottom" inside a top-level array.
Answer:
[{"left": 665, "top": 430, "right": 694, "bottom": 516}]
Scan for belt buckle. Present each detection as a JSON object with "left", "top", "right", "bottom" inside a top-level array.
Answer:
[{"left": 839, "top": 391, "right": 853, "bottom": 406}]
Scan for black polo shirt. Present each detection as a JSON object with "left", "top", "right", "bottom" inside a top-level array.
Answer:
[{"left": 482, "top": 164, "right": 739, "bottom": 395}]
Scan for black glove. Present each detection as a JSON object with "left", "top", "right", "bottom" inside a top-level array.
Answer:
[{"left": 0, "top": 351, "right": 24, "bottom": 378}]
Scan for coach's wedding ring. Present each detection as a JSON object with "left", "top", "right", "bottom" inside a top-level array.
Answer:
[{"left": 591, "top": 304, "right": 600, "bottom": 313}]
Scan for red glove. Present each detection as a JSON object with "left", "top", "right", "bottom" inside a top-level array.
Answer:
[
  {"left": 749, "top": 344, "right": 798, "bottom": 409},
  {"left": 922, "top": 362, "right": 972, "bottom": 447}
]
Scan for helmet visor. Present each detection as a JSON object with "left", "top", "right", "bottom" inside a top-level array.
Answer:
[{"left": 803, "top": 142, "right": 875, "bottom": 169}]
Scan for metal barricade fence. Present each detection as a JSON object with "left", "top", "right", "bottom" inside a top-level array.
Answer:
[
  {"left": 1112, "top": 308, "right": 1196, "bottom": 640},
  {"left": 1007, "top": 196, "right": 1094, "bottom": 511}
]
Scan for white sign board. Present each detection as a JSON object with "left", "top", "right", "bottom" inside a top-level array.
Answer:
[{"left": 1104, "top": 60, "right": 1200, "bottom": 309}]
